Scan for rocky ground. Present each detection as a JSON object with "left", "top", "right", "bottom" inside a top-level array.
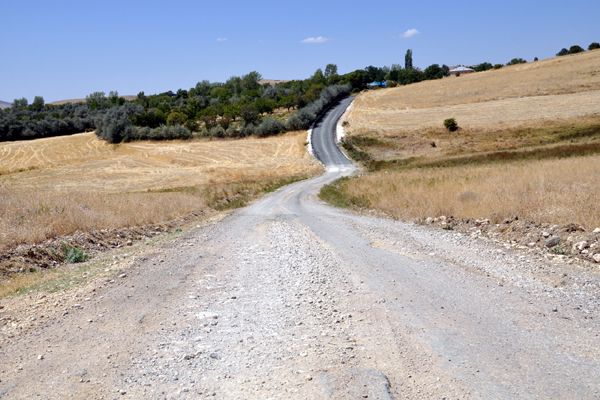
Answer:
[
  {"left": 419, "top": 215, "right": 600, "bottom": 265},
  {"left": 1, "top": 170, "right": 599, "bottom": 399}
]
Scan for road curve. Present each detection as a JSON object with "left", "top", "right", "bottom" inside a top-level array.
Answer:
[
  {"left": 311, "top": 97, "right": 354, "bottom": 169},
  {"left": 1, "top": 100, "right": 599, "bottom": 399}
]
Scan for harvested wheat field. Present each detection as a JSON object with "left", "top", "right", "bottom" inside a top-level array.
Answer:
[
  {"left": 346, "top": 50, "right": 600, "bottom": 141},
  {"left": 0, "top": 132, "right": 320, "bottom": 249}
]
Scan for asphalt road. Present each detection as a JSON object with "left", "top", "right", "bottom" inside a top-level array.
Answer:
[
  {"left": 311, "top": 97, "right": 354, "bottom": 169},
  {"left": 1, "top": 99, "right": 599, "bottom": 399}
]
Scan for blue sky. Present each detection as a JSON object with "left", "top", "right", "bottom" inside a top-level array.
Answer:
[{"left": 1, "top": 0, "right": 598, "bottom": 102}]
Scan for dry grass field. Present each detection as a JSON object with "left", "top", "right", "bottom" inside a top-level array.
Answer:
[
  {"left": 327, "top": 51, "right": 600, "bottom": 229},
  {"left": 345, "top": 50, "right": 600, "bottom": 162},
  {"left": 0, "top": 132, "right": 320, "bottom": 250},
  {"left": 322, "top": 155, "right": 600, "bottom": 229}
]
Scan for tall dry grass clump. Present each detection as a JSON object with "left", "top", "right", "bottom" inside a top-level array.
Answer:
[{"left": 0, "top": 189, "right": 206, "bottom": 250}]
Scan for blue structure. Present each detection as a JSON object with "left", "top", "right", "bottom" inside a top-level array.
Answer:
[{"left": 367, "top": 81, "right": 388, "bottom": 88}]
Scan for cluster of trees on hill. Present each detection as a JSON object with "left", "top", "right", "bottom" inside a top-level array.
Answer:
[
  {"left": 557, "top": 42, "right": 599, "bottom": 56},
  {"left": 6, "top": 41, "right": 598, "bottom": 143},
  {"left": 0, "top": 97, "right": 97, "bottom": 141}
]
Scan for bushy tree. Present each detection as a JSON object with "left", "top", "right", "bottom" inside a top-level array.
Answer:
[
  {"left": 86, "top": 92, "right": 110, "bottom": 110},
  {"left": 472, "top": 62, "right": 493, "bottom": 72},
  {"left": 324, "top": 64, "right": 338, "bottom": 80},
  {"left": 255, "top": 118, "right": 285, "bottom": 137},
  {"left": 241, "top": 104, "right": 260, "bottom": 125},
  {"left": 507, "top": 58, "right": 527, "bottom": 65},
  {"left": 423, "top": 64, "right": 445, "bottom": 80},
  {"left": 557, "top": 48, "right": 569, "bottom": 56},
  {"left": 589, "top": 42, "right": 600, "bottom": 51},
  {"left": 30, "top": 96, "right": 45, "bottom": 112},
  {"left": 95, "top": 103, "right": 142, "bottom": 143},
  {"left": 166, "top": 110, "right": 187, "bottom": 126},
  {"left": 13, "top": 98, "right": 28, "bottom": 109},
  {"left": 569, "top": 45, "right": 585, "bottom": 54}
]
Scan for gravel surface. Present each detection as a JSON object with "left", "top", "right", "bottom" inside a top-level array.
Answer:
[{"left": 1, "top": 101, "right": 599, "bottom": 399}]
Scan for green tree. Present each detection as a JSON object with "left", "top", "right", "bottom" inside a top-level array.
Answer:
[
  {"left": 13, "top": 97, "right": 28, "bottom": 109},
  {"left": 405, "top": 49, "right": 413, "bottom": 70},
  {"left": 311, "top": 68, "right": 326, "bottom": 85},
  {"left": 242, "top": 71, "right": 262, "bottom": 92},
  {"left": 556, "top": 48, "right": 569, "bottom": 56},
  {"left": 507, "top": 58, "right": 527, "bottom": 65},
  {"left": 108, "top": 91, "right": 125, "bottom": 106},
  {"left": 86, "top": 92, "right": 109, "bottom": 110},
  {"left": 30, "top": 96, "right": 45, "bottom": 111},
  {"left": 166, "top": 111, "right": 188, "bottom": 126},
  {"left": 569, "top": 45, "right": 585, "bottom": 54},
  {"left": 589, "top": 42, "right": 600, "bottom": 51},
  {"left": 324, "top": 63, "right": 338, "bottom": 79},
  {"left": 472, "top": 62, "right": 493, "bottom": 72},
  {"left": 423, "top": 64, "right": 445, "bottom": 80},
  {"left": 241, "top": 104, "right": 260, "bottom": 125}
]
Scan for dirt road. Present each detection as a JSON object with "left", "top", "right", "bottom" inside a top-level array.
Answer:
[{"left": 1, "top": 101, "right": 599, "bottom": 399}]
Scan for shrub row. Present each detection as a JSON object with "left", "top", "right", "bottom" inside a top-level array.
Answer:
[{"left": 286, "top": 84, "right": 352, "bottom": 130}]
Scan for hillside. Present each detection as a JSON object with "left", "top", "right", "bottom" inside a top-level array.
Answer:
[
  {"left": 324, "top": 50, "right": 600, "bottom": 264},
  {"left": 344, "top": 50, "right": 600, "bottom": 163},
  {"left": 0, "top": 100, "right": 10, "bottom": 109}
]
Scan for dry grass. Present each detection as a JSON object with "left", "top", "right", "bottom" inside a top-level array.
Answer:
[
  {"left": 0, "top": 132, "right": 320, "bottom": 249},
  {"left": 346, "top": 50, "right": 600, "bottom": 143},
  {"left": 322, "top": 155, "right": 600, "bottom": 229},
  {"left": 326, "top": 52, "right": 600, "bottom": 229},
  {"left": 351, "top": 50, "right": 600, "bottom": 110}
]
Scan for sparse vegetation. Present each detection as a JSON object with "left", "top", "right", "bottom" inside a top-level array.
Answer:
[{"left": 61, "top": 243, "right": 88, "bottom": 263}]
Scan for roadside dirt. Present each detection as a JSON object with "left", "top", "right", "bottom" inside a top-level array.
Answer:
[{"left": 1, "top": 171, "right": 599, "bottom": 399}]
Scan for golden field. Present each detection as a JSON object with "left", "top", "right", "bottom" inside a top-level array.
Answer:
[
  {"left": 0, "top": 132, "right": 320, "bottom": 249},
  {"left": 322, "top": 155, "right": 600, "bottom": 229},
  {"left": 328, "top": 51, "right": 600, "bottom": 227},
  {"left": 345, "top": 50, "right": 600, "bottom": 162},
  {"left": 347, "top": 50, "right": 600, "bottom": 130}
]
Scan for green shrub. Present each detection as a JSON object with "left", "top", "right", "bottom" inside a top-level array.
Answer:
[
  {"left": 444, "top": 118, "right": 459, "bottom": 132},
  {"left": 255, "top": 118, "right": 285, "bottom": 137},
  {"left": 588, "top": 42, "right": 600, "bottom": 51},
  {"left": 568, "top": 45, "right": 585, "bottom": 54},
  {"left": 61, "top": 243, "right": 88, "bottom": 263}
]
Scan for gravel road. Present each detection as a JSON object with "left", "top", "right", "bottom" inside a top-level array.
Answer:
[{"left": 1, "top": 100, "right": 599, "bottom": 399}]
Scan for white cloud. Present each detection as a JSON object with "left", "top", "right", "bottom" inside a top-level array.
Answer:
[
  {"left": 216, "top": 37, "right": 228, "bottom": 42},
  {"left": 402, "top": 29, "right": 419, "bottom": 39},
  {"left": 301, "top": 36, "right": 330, "bottom": 44}
]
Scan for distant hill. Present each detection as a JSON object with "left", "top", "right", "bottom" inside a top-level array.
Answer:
[
  {"left": 0, "top": 100, "right": 11, "bottom": 109},
  {"left": 259, "top": 79, "right": 290, "bottom": 86}
]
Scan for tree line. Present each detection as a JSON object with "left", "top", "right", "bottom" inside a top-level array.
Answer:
[
  {"left": 557, "top": 42, "right": 600, "bottom": 56},
  {"left": 3, "top": 41, "right": 598, "bottom": 143}
]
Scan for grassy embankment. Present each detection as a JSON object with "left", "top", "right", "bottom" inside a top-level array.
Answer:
[{"left": 321, "top": 50, "right": 600, "bottom": 229}]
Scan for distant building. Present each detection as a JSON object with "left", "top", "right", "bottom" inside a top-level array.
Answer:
[
  {"left": 367, "top": 81, "right": 388, "bottom": 88},
  {"left": 448, "top": 66, "right": 475, "bottom": 76}
]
